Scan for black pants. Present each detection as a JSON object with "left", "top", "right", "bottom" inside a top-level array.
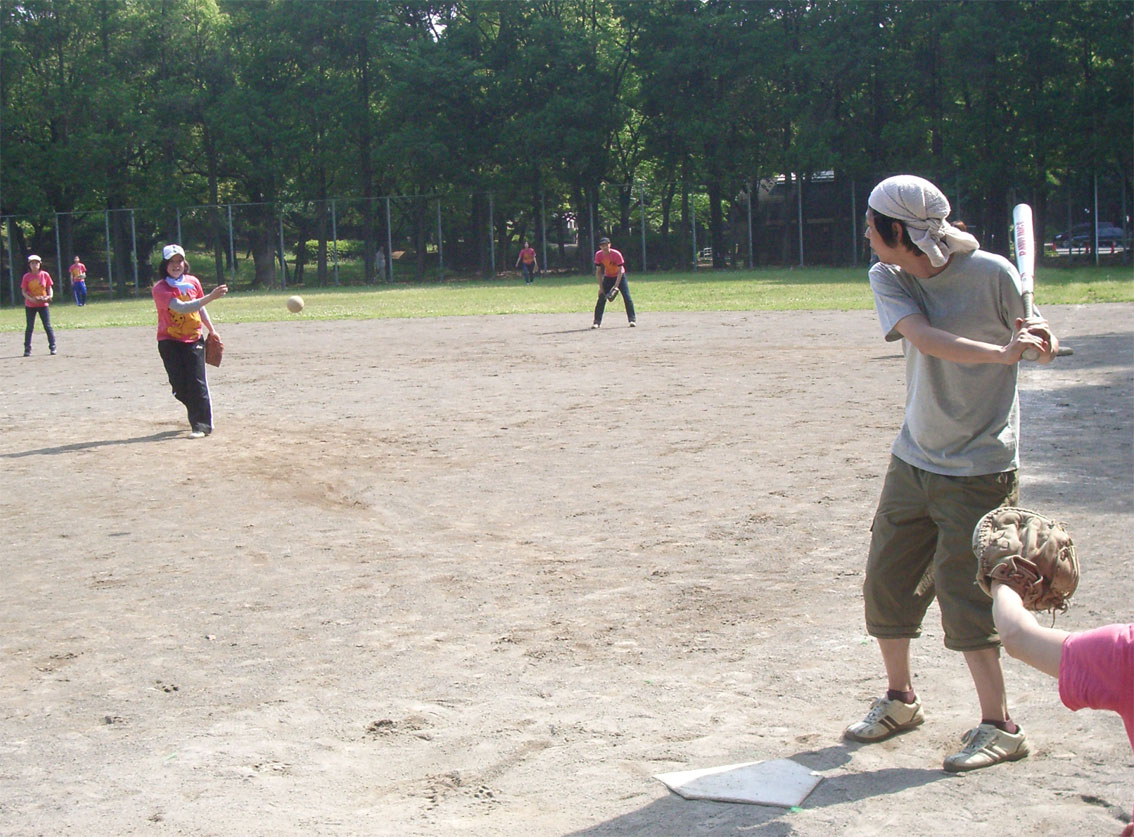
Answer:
[
  {"left": 593, "top": 276, "right": 636, "bottom": 325},
  {"left": 24, "top": 306, "right": 56, "bottom": 352},
  {"left": 158, "top": 338, "right": 213, "bottom": 432}
]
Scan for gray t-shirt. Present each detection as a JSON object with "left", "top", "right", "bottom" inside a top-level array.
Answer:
[{"left": 869, "top": 249, "right": 1027, "bottom": 476}]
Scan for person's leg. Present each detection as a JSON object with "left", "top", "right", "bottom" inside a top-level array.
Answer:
[
  {"left": 184, "top": 339, "right": 213, "bottom": 432},
  {"left": 620, "top": 277, "right": 636, "bottom": 323},
  {"left": 930, "top": 470, "right": 1030, "bottom": 771},
  {"left": 932, "top": 469, "right": 1020, "bottom": 719},
  {"left": 846, "top": 458, "right": 936, "bottom": 743},
  {"left": 879, "top": 637, "right": 913, "bottom": 692},
  {"left": 40, "top": 307, "right": 56, "bottom": 352},
  {"left": 863, "top": 459, "right": 938, "bottom": 644},
  {"left": 24, "top": 307, "right": 35, "bottom": 354},
  {"left": 158, "top": 340, "right": 192, "bottom": 412},
  {"left": 963, "top": 647, "right": 1007, "bottom": 721},
  {"left": 593, "top": 282, "right": 609, "bottom": 326}
]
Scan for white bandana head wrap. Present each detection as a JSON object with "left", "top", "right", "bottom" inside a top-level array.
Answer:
[{"left": 868, "top": 175, "right": 979, "bottom": 267}]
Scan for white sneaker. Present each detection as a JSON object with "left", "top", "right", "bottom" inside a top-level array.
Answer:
[
  {"left": 844, "top": 696, "right": 925, "bottom": 743},
  {"left": 943, "top": 723, "right": 1029, "bottom": 772},
  {"left": 591, "top": 322, "right": 600, "bottom": 329},
  {"left": 188, "top": 430, "right": 206, "bottom": 439}
]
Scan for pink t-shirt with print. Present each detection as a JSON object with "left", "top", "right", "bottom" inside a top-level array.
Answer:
[
  {"left": 152, "top": 276, "right": 205, "bottom": 342},
  {"left": 21, "top": 270, "right": 53, "bottom": 308},
  {"left": 594, "top": 248, "right": 624, "bottom": 278}
]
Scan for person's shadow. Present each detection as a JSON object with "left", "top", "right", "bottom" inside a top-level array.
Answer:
[
  {"left": 1, "top": 430, "right": 185, "bottom": 458},
  {"left": 565, "top": 743, "right": 947, "bottom": 836}
]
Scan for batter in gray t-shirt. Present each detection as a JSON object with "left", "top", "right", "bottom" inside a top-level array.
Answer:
[{"left": 869, "top": 249, "right": 1029, "bottom": 476}]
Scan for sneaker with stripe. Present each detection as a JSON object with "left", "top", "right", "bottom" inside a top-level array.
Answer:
[
  {"left": 844, "top": 695, "right": 925, "bottom": 743},
  {"left": 943, "top": 723, "right": 1029, "bottom": 772}
]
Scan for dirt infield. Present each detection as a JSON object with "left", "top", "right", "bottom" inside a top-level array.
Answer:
[{"left": 1, "top": 304, "right": 1131, "bottom": 836}]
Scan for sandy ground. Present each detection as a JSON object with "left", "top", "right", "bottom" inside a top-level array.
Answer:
[{"left": 1, "top": 303, "right": 1131, "bottom": 836}]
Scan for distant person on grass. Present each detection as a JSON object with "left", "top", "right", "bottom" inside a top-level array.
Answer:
[
  {"left": 152, "top": 244, "right": 227, "bottom": 438},
  {"left": 592, "top": 236, "right": 635, "bottom": 329},
  {"left": 516, "top": 239, "right": 539, "bottom": 283},
  {"left": 69, "top": 256, "right": 88, "bottom": 306},
  {"left": 21, "top": 254, "right": 56, "bottom": 357}
]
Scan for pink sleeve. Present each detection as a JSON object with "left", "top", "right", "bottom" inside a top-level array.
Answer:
[{"left": 1059, "top": 624, "right": 1134, "bottom": 751}]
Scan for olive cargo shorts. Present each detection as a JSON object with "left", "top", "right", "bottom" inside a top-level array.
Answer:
[{"left": 863, "top": 456, "right": 1019, "bottom": 652}]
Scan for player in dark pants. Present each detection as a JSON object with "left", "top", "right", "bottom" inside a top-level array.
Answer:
[
  {"left": 592, "top": 237, "right": 636, "bottom": 328},
  {"left": 152, "top": 244, "right": 227, "bottom": 438},
  {"left": 21, "top": 254, "right": 57, "bottom": 356}
]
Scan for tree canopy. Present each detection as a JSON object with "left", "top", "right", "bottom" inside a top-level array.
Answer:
[{"left": 2, "top": 0, "right": 1131, "bottom": 276}]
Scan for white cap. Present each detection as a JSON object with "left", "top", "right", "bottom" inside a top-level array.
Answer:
[
  {"left": 162, "top": 244, "right": 186, "bottom": 260},
  {"left": 28, "top": 254, "right": 41, "bottom": 262}
]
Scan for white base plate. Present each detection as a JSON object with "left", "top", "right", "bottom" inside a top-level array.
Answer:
[{"left": 654, "top": 758, "right": 823, "bottom": 808}]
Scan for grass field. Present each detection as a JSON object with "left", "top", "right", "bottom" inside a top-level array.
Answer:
[{"left": 1, "top": 265, "right": 1130, "bottom": 331}]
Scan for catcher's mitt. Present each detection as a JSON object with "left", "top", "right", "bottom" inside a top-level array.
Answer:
[
  {"left": 972, "top": 507, "right": 1078, "bottom": 612},
  {"left": 605, "top": 286, "right": 620, "bottom": 301},
  {"left": 204, "top": 332, "right": 224, "bottom": 367}
]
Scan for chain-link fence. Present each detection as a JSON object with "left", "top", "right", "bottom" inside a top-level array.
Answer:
[{"left": 3, "top": 172, "right": 1129, "bottom": 306}]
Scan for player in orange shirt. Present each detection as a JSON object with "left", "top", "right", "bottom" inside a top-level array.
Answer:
[
  {"left": 592, "top": 237, "right": 636, "bottom": 328},
  {"left": 69, "top": 256, "right": 88, "bottom": 306},
  {"left": 21, "top": 254, "right": 56, "bottom": 356}
]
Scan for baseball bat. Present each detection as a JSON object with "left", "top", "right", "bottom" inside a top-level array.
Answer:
[{"left": 1011, "top": 203, "right": 1040, "bottom": 361}]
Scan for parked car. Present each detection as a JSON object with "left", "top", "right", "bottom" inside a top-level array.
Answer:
[{"left": 1054, "top": 222, "right": 1126, "bottom": 248}]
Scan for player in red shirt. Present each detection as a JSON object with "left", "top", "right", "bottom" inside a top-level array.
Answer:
[
  {"left": 515, "top": 240, "right": 539, "bottom": 284},
  {"left": 592, "top": 237, "right": 636, "bottom": 328},
  {"left": 21, "top": 254, "right": 56, "bottom": 356}
]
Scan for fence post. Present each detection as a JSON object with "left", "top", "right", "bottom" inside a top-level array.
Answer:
[
  {"left": 639, "top": 182, "right": 647, "bottom": 273},
  {"left": 588, "top": 199, "right": 594, "bottom": 266},
  {"left": 796, "top": 173, "right": 804, "bottom": 268},
  {"left": 385, "top": 197, "right": 393, "bottom": 282},
  {"left": 279, "top": 212, "right": 286, "bottom": 289},
  {"left": 331, "top": 199, "right": 340, "bottom": 285},
  {"left": 691, "top": 193, "right": 697, "bottom": 269},
  {"left": 746, "top": 185, "right": 753, "bottom": 269},
  {"left": 54, "top": 214, "right": 63, "bottom": 301},
  {"left": 540, "top": 192, "right": 547, "bottom": 275},
  {"left": 130, "top": 209, "right": 139, "bottom": 296},
  {"left": 851, "top": 180, "right": 858, "bottom": 268},
  {"left": 227, "top": 204, "right": 236, "bottom": 280},
  {"left": 437, "top": 199, "right": 444, "bottom": 281},
  {"left": 6, "top": 218, "right": 14, "bottom": 305},
  {"left": 176, "top": 206, "right": 182, "bottom": 245},
  {"left": 1093, "top": 171, "right": 1100, "bottom": 267},
  {"left": 489, "top": 192, "right": 496, "bottom": 276},
  {"left": 104, "top": 210, "right": 113, "bottom": 299}
]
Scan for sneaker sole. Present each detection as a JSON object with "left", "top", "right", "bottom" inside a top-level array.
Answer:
[{"left": 843, "top": 714, "right": 925, "bottom": 744}]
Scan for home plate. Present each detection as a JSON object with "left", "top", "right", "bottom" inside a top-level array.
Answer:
[{"left": 654, "top": 758, "right": 822, "bottom": 807}]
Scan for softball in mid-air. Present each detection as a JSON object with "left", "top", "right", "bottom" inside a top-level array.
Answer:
[{"left": 287, "top": 295, "right": 304, "bottom": 313}]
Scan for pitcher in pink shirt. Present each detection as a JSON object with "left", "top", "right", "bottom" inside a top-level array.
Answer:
[{"left": 152, "top": 244, "right": 227, "bottom": 438}]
